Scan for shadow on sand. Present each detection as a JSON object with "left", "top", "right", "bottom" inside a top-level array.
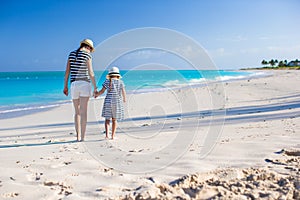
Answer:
[{"left": 0, "top": 94, "right": 299, "bottom": 149}]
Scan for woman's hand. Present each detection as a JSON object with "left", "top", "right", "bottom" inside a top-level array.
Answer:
[
  {"left": 93, "top": 90, "right": 99, "bottom": 98},
  {"left": 63, "top": 86, "right": 68, "bottom": 96}
]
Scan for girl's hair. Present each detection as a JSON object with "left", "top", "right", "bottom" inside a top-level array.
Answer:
[{"left": 109, "top": 75, "right": 120, "bottom": 92}]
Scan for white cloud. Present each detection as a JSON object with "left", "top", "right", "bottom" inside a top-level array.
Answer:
[
  {"left": 208, "top": 47, "right": 234, "bottom": 57},
  {"left": 216, "top": 35, "right": 248, "bottom": 42},
  {"left": 267, "top": 45, "right": 300, "bottom": 53},
  {"left": 240, "top": 48, "right": 260, "bottom": 54},
  {"left": 259, "top": 36, "right": 271, "bottom": 40},
  {"left": 258, "top": 35, "right": 288, "bottom": 41},
  {"left": 123, "top": 49, "right": 166, "bottom": 60}
]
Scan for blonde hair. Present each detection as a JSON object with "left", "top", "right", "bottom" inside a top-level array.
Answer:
[{"left": 109, "top": 75, "right": 120, "bottom": 92}]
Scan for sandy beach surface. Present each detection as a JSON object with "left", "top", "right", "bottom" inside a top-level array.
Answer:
[{"left": 0, "top": 70, "right": 299, "bottom": 199}]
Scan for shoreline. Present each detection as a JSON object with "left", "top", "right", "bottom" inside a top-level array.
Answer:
[
  {"left": 0, "top": 70, "right": 299, "bottom": 199},
  {"left": 0, "top": 70, "right": 266, "bottom": 120}
]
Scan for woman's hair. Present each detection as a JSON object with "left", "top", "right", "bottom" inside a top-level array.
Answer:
[{"left": 75, "top": 43, "right": 90, "bottom": 58}]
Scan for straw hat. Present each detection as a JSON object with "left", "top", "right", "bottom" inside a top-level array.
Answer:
[
  {"left": 80, "top": 39, "right": 95, "bottom": 52},
  {"left": 106, "top": 67, "right": 122, "bottom": 79}
]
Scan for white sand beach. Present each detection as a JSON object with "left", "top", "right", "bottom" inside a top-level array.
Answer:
[{"left": 0, "top": 70, "right": 299, "bottom": 199}]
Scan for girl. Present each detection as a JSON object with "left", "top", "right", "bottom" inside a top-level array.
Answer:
[{"left": 95, "top": 67, "right": 126, "bottom": 139}]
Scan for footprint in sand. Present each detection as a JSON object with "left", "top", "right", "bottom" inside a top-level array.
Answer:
[
  {"left": 71, "top": 173, "right": 79, "bottom": 176},
  {"left": 64, "top": 161, "right": 72, "bottom": 165},
  {"left": 103, "top": 167, "right": 114, "bottom": 173},
  {"left": 284, "top": 150, "right": 300, "bottom": 156},
  {"left": 274, "top": 149, "right": 300, "bottom": 156},
  {"left": 27, "top": 172, "right": 44, "bottom": 181},
  {"left": 129, "top": 149, "right": 144, "bottom": 153},
  {"left": 35, "top": 172, "right": 43, "bottom": 181},
  {"left": 2, "top": 192, "right": 19, "bottom": 198},
  {"left": 50, "top": 161, "right": 72, "bottom": 168},
  {"left": 265, "top": 159, "right": 286, "bottom": 166},
  {"left": 96, "top": 187, "right": 108, "bottom": 192},
  {"left": 43, "top": 180, "right": 72, "bottom": 196},
  {"left": 147, "top": 177, "right": 156, "bottom": 183}
]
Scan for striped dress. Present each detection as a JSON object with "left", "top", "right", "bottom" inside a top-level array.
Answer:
[
  {"left": 68, "top": 50, "right": 91, "bottom": 83},
  {"left": 101, "top": 79, "right": 125, "bottom": 120}
]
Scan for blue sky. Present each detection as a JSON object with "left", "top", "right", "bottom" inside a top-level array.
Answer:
[{"left": 1, "top": 0, "right": 299, "bottom": 72}]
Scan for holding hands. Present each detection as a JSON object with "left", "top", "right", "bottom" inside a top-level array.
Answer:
[
  {"left": 94, "top": 90, "right": 100, "bottom": 98},
  {"left": 94, "top": 87, "right": 105, "bottom": 98}
]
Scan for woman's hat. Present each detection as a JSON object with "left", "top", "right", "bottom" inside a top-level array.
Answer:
[
  {"left": 80, "top": 39, "right": 95, "bottom": 52},
  {"left": 106, "top": 67, "right": 121, "bottom": 79}
]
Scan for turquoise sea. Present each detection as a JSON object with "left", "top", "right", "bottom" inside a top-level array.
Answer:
[{"left": 0, "top": 70, "right": 263, "bottom": 119}]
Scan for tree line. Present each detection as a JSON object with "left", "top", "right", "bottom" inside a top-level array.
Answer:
[{"left": 261, "top": 59, "right": 300, "bottom": 68}]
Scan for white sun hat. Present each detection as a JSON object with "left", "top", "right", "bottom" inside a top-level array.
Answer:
[
  {"left": 80, "top": 38, "right": 95, "bottom": 52},
  {"left": 106, "top": 66, "right": 122, "bottom": 79}
]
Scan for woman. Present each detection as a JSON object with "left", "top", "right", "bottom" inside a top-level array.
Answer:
[{"left": 63, "top": 39, "right": 97, "bottom": 142}]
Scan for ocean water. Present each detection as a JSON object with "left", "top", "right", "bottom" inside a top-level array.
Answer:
[{"left": 0, "top": 70, "right": 261, "bottom": 119}]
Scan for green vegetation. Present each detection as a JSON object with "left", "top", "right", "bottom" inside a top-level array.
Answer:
[{"left": 242, "top": 59, "right": 300, "bottom": 70}]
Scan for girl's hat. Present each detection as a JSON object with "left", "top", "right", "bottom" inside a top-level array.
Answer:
[
  {"left": 106, "top": 67, "right": 122, "bottom": 79},
  {"left": 80, "top": 39, "right": 95, "bottom": 52}
]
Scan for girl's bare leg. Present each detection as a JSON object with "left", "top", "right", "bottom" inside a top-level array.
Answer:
[
  {"left": 79, "top": 96, "right": 89, "bottom": 141},
  {"left": 111, "top": 118, "right": 117, "bottom": 139},
  {"left": 72, "top": 99, "right": 81, "bottom": 141},
  {"left": 105, "top": 119, "right": 110, "bottom": 138}
]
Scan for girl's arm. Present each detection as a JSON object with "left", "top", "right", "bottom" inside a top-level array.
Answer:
[
  {"left": 63, "top": 60, "right": 70, "bottom": 96},
  {"left": 95, "top": 87, "right": 106, "bottom": 98},
  {"left": 122, "top": 87, "right": 126, "bottom": 103}
]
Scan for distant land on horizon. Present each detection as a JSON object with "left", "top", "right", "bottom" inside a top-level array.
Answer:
[{"left": 241, "top": 59, "right": 300, "bottom": 70}]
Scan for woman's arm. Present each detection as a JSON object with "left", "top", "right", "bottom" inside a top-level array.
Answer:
[
  {"left": 87, "top": 58, "right": 97, "bottom": 93},
  {"left": 63, "top": 60, "right": 70, "bottom": 96}
]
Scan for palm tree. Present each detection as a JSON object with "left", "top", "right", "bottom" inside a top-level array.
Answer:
[
  {"left": 261, "top": 60, "right": 268, "bottom": 67},
  {"left": 278, "top": 60, "right": 285, "bottom": 67},
  {"left": 269, "top": 59, "right": 276, "bottom": 67}
]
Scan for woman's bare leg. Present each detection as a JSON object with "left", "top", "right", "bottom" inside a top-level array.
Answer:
[
  {"left": 79, "top": 96, "right": 89, "bottom": 141},
  {"left": 111, "top": 118, "right": 117, "bottom": 139},
  {"left": 72, "top": 99, "right": 80, "bottom": 141},
  {"left": 105, "top": 119, "right": 110, "bottom": 138}
]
